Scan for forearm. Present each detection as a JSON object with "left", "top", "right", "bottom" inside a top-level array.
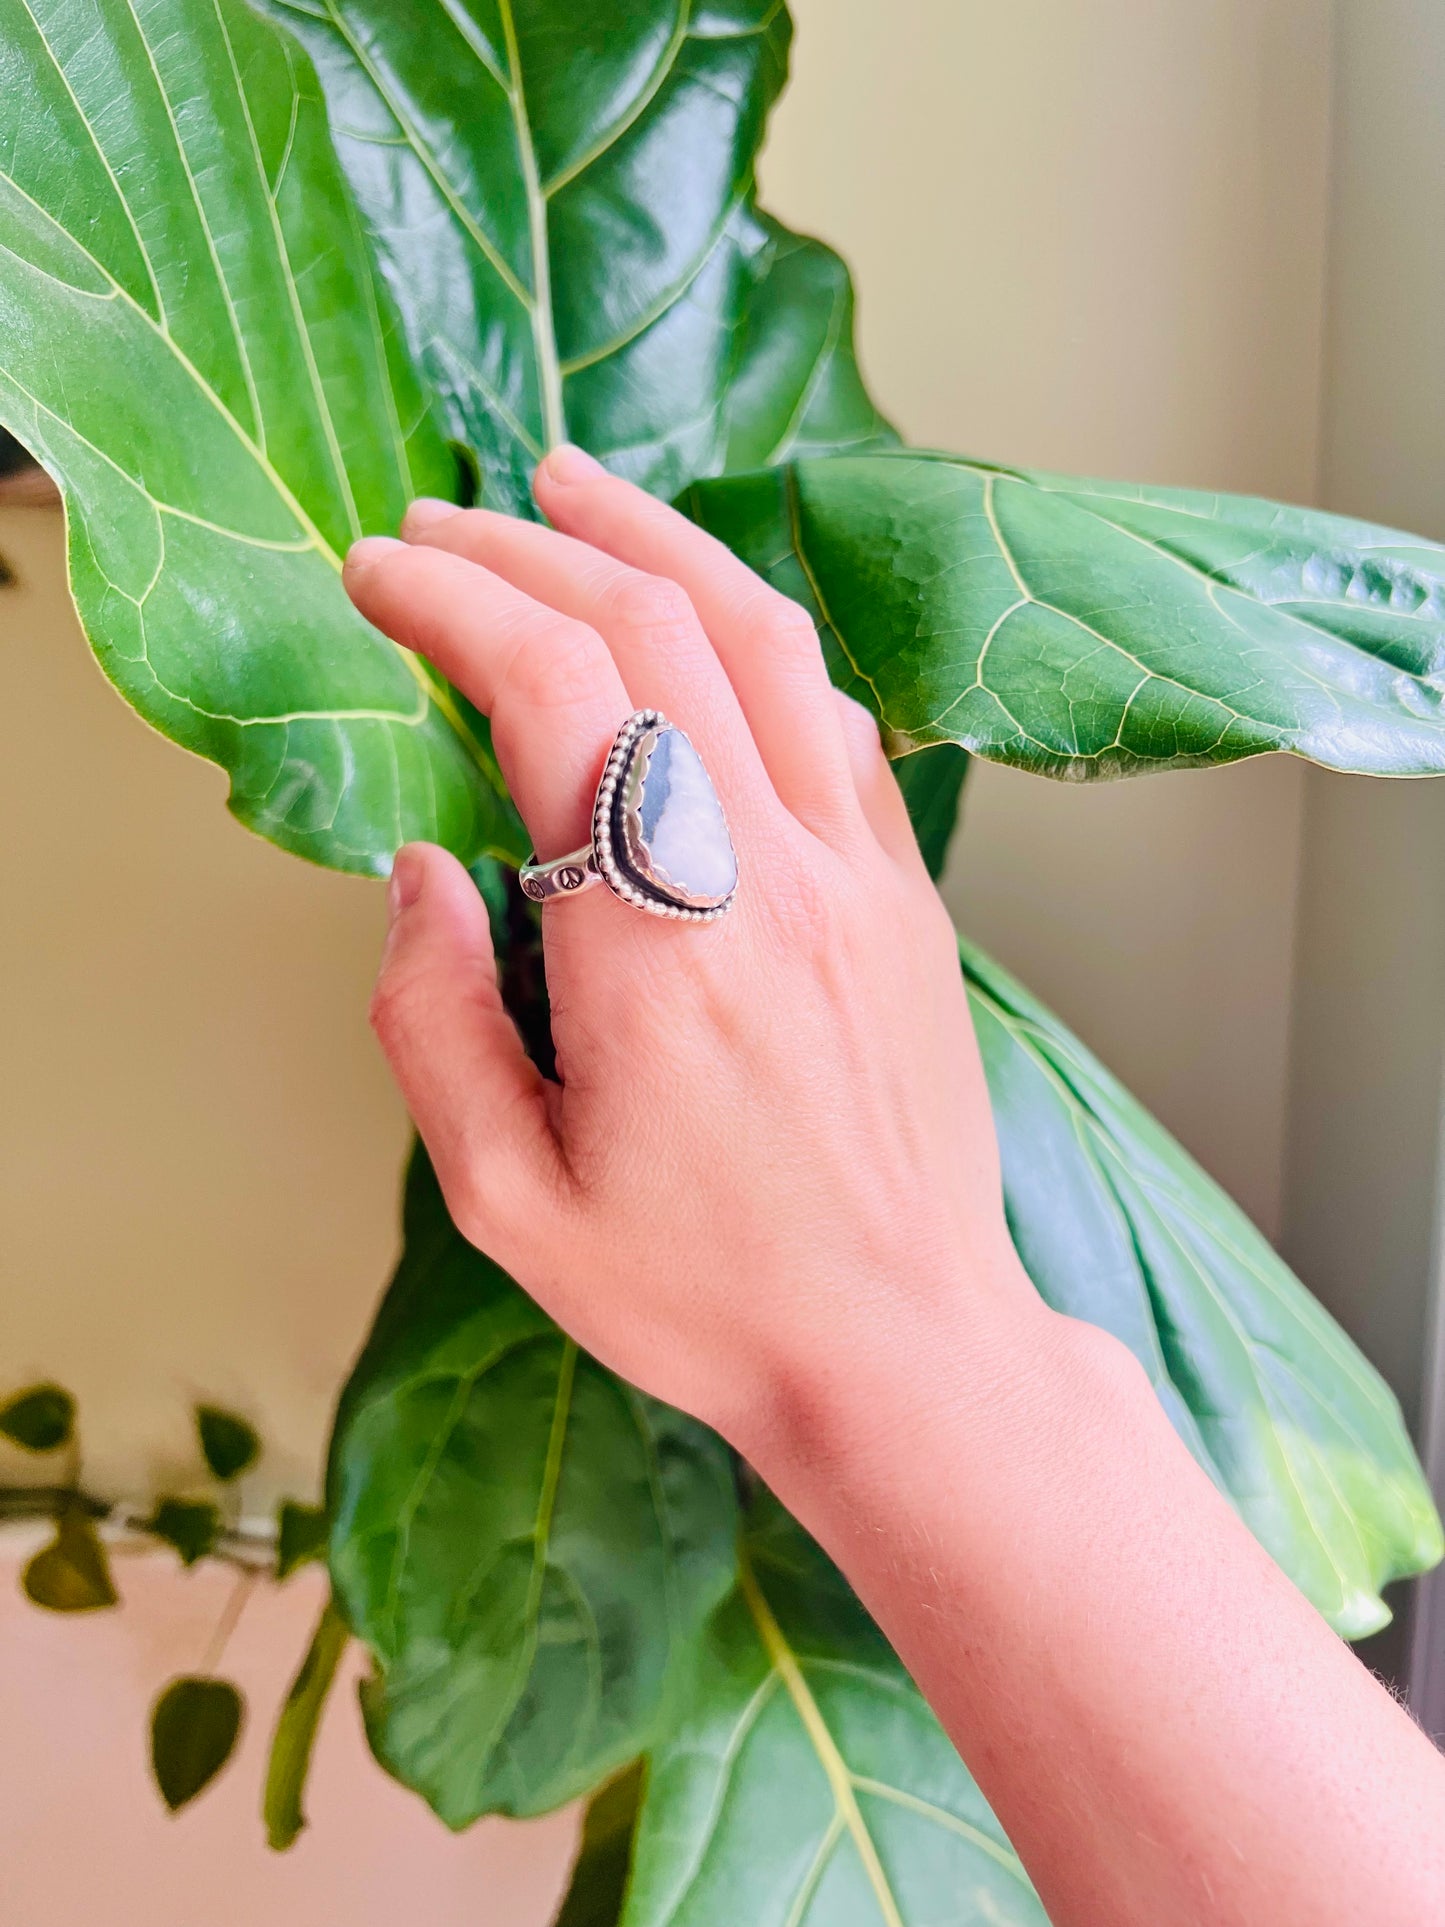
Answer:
[{"left": 749, "top": 1258, "right": 1445, "bottom": 1927}]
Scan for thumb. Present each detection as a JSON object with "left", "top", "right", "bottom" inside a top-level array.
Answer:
[{"left": 368, "top": 843, "right": 563, "bottom": 1256}]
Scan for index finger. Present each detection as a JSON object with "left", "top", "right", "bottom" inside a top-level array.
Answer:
[{"left": 343, "top": 536, "right": 630, "bottom": 863}]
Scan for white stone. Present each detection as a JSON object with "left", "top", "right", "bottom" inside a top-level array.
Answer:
[{"left": 630, "top": 727, "right": 737, "bottom": 907}]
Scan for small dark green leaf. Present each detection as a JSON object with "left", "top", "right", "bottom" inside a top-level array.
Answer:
[
  {"left": 330, "top": 1146, "right": 738, "bottom": 1827},
  {"left": 151, "top": 1677, "right": 244, "bottom": 1813},
  {"left": 891, "top": 743, "right": 970, "bottom": 880},
  {"left": 687, "top": 451, "right": 1445, "bottom": 778},
  {"left": 553, "top": 1761, "right": 645, "bottom": 1927},
  {"left": 264, "top": 1597, "right": 348, "bottom": 1851},
  {"left": 0, "top": 1383, "right": 75, "bottom": 1452},
  {"left": 275, "top": 1501, "right": 329, "bottom": 1581},
  {"left": 22, "top": 1509, "right": 117, "bottom": 1612},
  {"left": 197, "top": 1406, "right": 259, "bottom": 1484},
  {"left": 148, "top": 1499, "right": 221, "bottom": 1568}
]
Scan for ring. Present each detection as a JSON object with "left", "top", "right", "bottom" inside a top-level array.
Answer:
[{"left": 519, "top": 710, "right": 738, "bottom": 923}]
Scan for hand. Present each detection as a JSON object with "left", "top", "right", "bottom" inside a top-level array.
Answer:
[
  {"left": 345, "top": 450, "right": 1445, "bottom": 1927},
  {"left": 342, "top": 445, "right": 1045, "bottom": 1464}
]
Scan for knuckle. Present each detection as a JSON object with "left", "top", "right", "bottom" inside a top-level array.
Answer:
[
  {"left": 367, "top": 953, "right": 443, "bottom": 1044},
  {"left": 366, "top": 957, "right": 450, "bottom": 1055},
  {"left": 502, "top": 613, "right": 608, "bottom": 712},
  {"left": 754, "top": 589, "right": 821, "bottom": 654},
  {"left": 440, "top": 1165, "right": 499, "bottom": 1252},
  {"left": 366, "top": 971, "right": 414, "bottom": 1052},
  {"left": 605, "top": 572, "right": 696, "bottom": 640}
]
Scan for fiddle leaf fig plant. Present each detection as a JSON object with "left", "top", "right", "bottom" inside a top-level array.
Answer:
[{"left": 2, "top": 1, "right": 1442, "bottom": 1921}]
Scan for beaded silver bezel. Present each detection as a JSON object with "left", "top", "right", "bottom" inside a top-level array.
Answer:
[{"left": 591, "top": 710, "right": 736, "bottom": 922}]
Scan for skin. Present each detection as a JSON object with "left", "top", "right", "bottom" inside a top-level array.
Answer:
[{"left": 343, "top": 443, "right": 1445, "bottom": 1927}]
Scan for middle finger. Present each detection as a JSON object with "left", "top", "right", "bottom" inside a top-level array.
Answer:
[{"left": 399, "top": 503, "right": 772, "bottom": 812}]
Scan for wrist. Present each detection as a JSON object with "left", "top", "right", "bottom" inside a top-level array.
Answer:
[{"left": 739, "top": 1244, "right": 1121, "bottom": 1534}]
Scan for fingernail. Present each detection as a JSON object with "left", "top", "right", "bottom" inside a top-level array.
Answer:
[
  {"left": 401, "top": 496, "right": 458, "bottom": 538},
  {"left": 541, "top": 443, "right": 604, "bottom": 486},
  {"left": 344, "top": 534, "right": 404, "bottom": 577},
  {"left": 388, "top": 845, "right": 424, "bottom": 921}
]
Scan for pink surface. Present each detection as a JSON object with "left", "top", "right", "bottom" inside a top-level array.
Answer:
[{"left": 0, "top": 1549, "right": 577, "bottom": 1925}]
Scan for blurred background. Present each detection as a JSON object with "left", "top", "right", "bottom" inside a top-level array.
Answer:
[{"left": 3, "top": 0, "right": 1443, "bottom": 1917}]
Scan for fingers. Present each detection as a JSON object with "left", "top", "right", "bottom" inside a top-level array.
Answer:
[
  {"left": 831, "top": 690, "right": 930, "bottom": 874},
  {"left": 532, "top": 446, "right": 859, "bottom": 839},
  {"left": 369, "top": 844, "right": 563, "bottom": 1254},
  {"left": 343, "top": 535, "right": 628, "bottom": 859},
  {"left": 397, "top": 499, "right": 772, "bottom": 823}
]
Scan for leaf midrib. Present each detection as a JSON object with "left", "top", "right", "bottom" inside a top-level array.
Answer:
[
  {"left": 738, "top": 1547, "right": 904, "bottom": 1927},
  {"left": 495, "top": 0, "right": 565, "bottom": 448}
]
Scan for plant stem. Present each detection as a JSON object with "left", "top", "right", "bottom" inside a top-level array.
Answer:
[
  {"left": 0, "top": 1485, "right": 277, "bottom": 1573},
  {"left": 201, "top": 1567, "right": 260, "bottom": 1673},
  {"left": 264, "top": 1596, "right": 349, "bottom": 1852}
]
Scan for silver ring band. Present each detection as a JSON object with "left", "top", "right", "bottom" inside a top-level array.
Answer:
[
  {"left": 517, "top": 846, "right": 602, "bottom": 903},
  {"left": 519, "top": 709, "right": 738, "bottom": 923}
]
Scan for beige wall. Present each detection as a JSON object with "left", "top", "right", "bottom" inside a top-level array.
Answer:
[
  {"left": 1278, "top": 0, "right": 1445, "bottom": 1693},
  {"left": 0, "top": 2, "right": 1340, "bottom": 1917}
]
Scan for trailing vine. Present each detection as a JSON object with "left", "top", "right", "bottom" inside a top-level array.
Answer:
[{"left": 1, "top": 1380, "right": 329, "bottom": 1826}]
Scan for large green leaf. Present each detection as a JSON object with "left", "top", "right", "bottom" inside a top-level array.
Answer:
[
  {"left": 613, "top": 1496, "right": 1044, "bottom": 1927},
  {"left": 328, "top": 1148, "right": 739, "bottom": 1826},
  {"left": 257, "top": 0, "right": 894, "bottom": 514},
  {"left": 0, "top": 0, "right": 522, "bottom": 874},
  {"left": 685, "top": 451, "right": 1445, "bottom": 776},
  {"left": 963, "top": 939, "right": 1442, "bottom": 1638}
]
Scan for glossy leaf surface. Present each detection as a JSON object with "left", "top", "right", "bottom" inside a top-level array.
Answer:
[
  {"left": 329, "top": 1150, "right": 738, "bottom": 1826},
  {"left": 686, "top": 452, "right": 1445, "bottom": 776},
  {"left": 0, "top": 0, "right": 520, "bottom": 874},
  {"left": 151, "top": 1676, "right": 244, "bottom": 1811},
  {"left": 620, "top": 1497, "right": 1044, "bottom": 1927},
  {"left": 258, "top": 0, "right": 894, "bottom": 513},
  {"left": 721, "top": 213, "right": 897, "bottom": 473},
  {"left": 963, "top": 939, "right": 1442, "bottom": 1637}
]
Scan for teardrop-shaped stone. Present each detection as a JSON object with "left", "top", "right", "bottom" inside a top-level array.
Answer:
[{"left": 617, "top": 725, "right": 737, "bottom": 908}]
